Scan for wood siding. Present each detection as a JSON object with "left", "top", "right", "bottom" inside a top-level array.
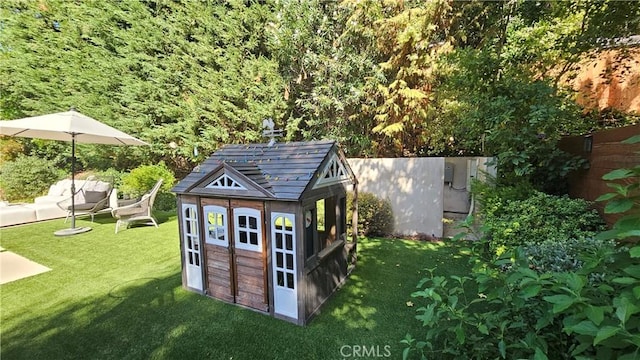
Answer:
[
  {"left": 205, "top": 244, "right": 234, "bottom": 302},
  {"left": 235, "top": 248, "right": 268, "bottom": 311},
  {"left": 304, "top": 241, "right": 347, "bottom": 320}
]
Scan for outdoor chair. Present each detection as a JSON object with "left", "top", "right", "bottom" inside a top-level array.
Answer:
[
  {"left": 111, "top": 179, "right": 163, "bottom": 234},
  {"left": 56, "top": 176, "right": 114, "bottom": 223},
  {"left": 66, "top": 188, "right": 117, "bottom": 223}
]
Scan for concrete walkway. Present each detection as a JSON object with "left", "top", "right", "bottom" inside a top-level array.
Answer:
[{"left": 0, "top": 247, "right": 51, "bottom": 285}]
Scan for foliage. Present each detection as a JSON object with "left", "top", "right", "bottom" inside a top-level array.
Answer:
[
  {"left": 89, "top": 168, "right": 127, "bottom": 192},
  {"left": 0, "top": 155, "right": 65, "bottom": 201},
  {"left": 445, "top": 60, "right": 590, "bottom": 191},
  {"left": 347, "top": 191, "right": 394, "bottom": 237},
  {"left": 403, "top": 238, "right": 640, "bottom": 360},
  {"left": 596, "top": 135, "right": 640, "bottom": 242},
  {"left": 153, "top": 192, "right": 177, "bottom": 212},
  {"left": 472, "top": 178, "right": 537, "bottom": 216},
  {"left": 481, "top": 191, "right": 605, "bottom": 254},
  {"left": 523, "top": 237, "right": 615, "bottom": 274},
  {"left": 404, "top": 145, "right": 640, "bottom": 360},
  {"left": 120, "top": 163, "right": 175, "bottom": 211},
  {"left": 1, "top": 0, "right": 286, "bottom": 176},
  {"left": 268, "top": 0, "right": 378, "bottom": 156},
  {"left": 1, "top": 0, "right": 639, "bottom": 183},
  {"left": 0, "top": 138, "right": 23, "bottom": 165},
  {"left": 403, "top": 248, "right": 569, "bottom": 360}
]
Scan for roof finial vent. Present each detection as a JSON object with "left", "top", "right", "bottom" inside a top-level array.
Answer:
[{"left": 262, "top": 118, "right": 282, "bottom": 147}]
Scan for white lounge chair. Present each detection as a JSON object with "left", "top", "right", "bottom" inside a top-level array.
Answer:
[{"left": 111, "top": 179, "right": 163, "bottom": 234}]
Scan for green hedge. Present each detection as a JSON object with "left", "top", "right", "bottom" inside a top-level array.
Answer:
[
  {"left": 121, "top": 163, "right": 176, "bottom": 211},
  {"left": 348, "top": 191, "right": 394, "bottom": 237},
  {"left": 0, "top": 155, "right": 65, "bottom": 201},
  {"left": 480, "top": 189, "right": 605, "bottom": 253}
]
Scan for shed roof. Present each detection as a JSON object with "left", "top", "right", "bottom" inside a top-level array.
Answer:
[{"left": 172, "top": 140, "right": 355, "bottom": 201}]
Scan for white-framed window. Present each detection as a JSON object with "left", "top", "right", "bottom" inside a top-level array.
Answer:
[
  {"left": 182, "top": 204, "right": 200, "bottom": 265},
  {"left": 234, "top": 207, "right": 262, "bottom": 252},
  {"left": 204, "top": 205, "right": 228, "bottom": 247},
  {"left": 205, "top": 174, "right": 246, "bottom": 190},
  {"left": 272, "top": 213, "right": 296, "bottom": 290},
  {"left": 181, "top": 203, "right": 203, "bottom": 290}
]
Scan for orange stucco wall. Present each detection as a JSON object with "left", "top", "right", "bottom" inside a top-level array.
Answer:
[{"left": 572, "top": 47, "right": 640, "bottom": 114}]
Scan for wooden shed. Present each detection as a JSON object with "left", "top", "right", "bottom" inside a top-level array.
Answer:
[{"left": 172, "top": 140, "right": 358, "bottom": 325}]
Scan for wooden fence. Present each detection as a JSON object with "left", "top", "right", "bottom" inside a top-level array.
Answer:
[{"left": 559, "top": 124, "right": 640, "bottom": 226}]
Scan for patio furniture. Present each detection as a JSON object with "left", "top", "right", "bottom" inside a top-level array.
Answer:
[
  {"left": 0, "top": 202, "right": 37, "bottom": 227},
  {"left": 111, "top": 179, "right": 163, "bottom": 234},
  {"left": 0, "top": 108, "right": 148, "bottom": 236},
  {"left": 56, "top": 177, "right": 114, "bottom": 222}
]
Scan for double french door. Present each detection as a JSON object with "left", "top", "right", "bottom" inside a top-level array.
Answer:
[
  {"left": 181, "top": 200, "right": 298, "bottom": 320},
  {"left": 201, "top": 200, "right": 268, "bottom": 311}
]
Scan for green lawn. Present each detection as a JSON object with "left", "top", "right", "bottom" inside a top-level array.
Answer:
[{"left": 0, "top": 213, "right": 470, "bottom": 360}]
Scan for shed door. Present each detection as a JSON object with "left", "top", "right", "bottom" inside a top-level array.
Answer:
[
  {"left": 203, "top": 204, "right": 234, "bottom": 302},
  {"left": 233, "top": 207, "right": 268, "bottom": 311},
  {"left": 271, "top": 212, "right": 298, "bottom": 319},
  {"left": 182, "top": 204, "right": 203, "bottom": 290}
]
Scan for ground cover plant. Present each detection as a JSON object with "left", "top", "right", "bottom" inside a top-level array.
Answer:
[
  {"left": 403, "top": 153, "right": 640, "bottom": 360},
  {"left": 0, "top": 215, "right": 471, "bottom": 360}
]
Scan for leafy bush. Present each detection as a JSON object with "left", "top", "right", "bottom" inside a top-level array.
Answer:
[
  {"left": 473, "top": 179, "right": 536, "bottom": 217},
  {"left": 121, "top": 163, "right": 175, "bottom": 197},
  {"left": 121, "top": 163, "right": 176, "bottom": 211},
  {"left": 403, "top": 238, "right": 638, "bottom": 360},
  {"left": 0, "top": 155, "right": 65, "bottom": 201},
  {"left": 90, "top": 168, "right": 127, "bottom": 192},
  {"left": 404, "top": 142, "right": 640, "bottom": 360},
  {"left": 154, "top": 192, "right": 177, "bottom": 212},
  {"left": 595, "top": 134, "right": 640, "bottom": 242},
  {"left": 0, "top": 138, "right": 23, "bottom": 165},
  {"left": 482, "top": 191, "right": 605, "bottom": 253},
  {"left": 347, "top": 191, "right": 394, "bottom": 236},
  {"left": 523, "top": 237, "right": 615, "bottom": 273}
]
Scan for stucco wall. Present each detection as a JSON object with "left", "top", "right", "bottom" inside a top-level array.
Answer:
[
  {"left": 348, "top": 158, "right": 444, "bottom": 237},
  {"left": 347, "top": 157, "right": 496, "bottom": 238},
  {"left": 572, "top": 47, "right": 640, "bottom": 114}
]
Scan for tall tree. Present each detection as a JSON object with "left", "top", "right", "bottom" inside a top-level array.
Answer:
[
  {"left": 1, "top": 0, "right": 287, "bottom": 175},
  {"left": 268, "top": 0, "right": 380, "bottom": 156}
]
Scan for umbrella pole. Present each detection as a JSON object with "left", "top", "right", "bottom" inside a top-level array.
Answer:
[
  {"left": 70, "top": 136, "right": 76, "bottom": 229},
  {"left": 54, "top": 134, "right": 91, "bottom": 236}
]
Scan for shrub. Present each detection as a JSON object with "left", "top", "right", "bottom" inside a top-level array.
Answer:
[
  {"left": 121, "top": 163, "right": 176, "bottom": 211},
  {"left": 90, "top": 168, "right": 127, "bottom": 191},
  {"left": 121, "top": 163, "right": 175, "bottom": 197},
  {"left": 403, "top": 238, "right": 637, "bottom": 360},
  {"left": 0, "top": 138, "right": 23, "bottom": 165},
  {"left": 473, "top": 179, "right": 536, "bottom": 218},
  {"left": 0, "top": 155, "right": 65, "bottom": 201},
  {"left": 154, "top": 192, "right": 177, "bottom": 212},
  {"left": 482, "top": 191, "right": 605, "bottom": 253},
  {"left": 404, "top": 146, "right": 640, "bottom": 360},
  {"left": 347, "top": 191, "right": 394, "bottom": 237},
  {"left": 523, "top": 237, "right": 615, "bottom": 273}
]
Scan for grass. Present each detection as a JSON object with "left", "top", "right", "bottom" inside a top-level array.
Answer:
[{"left": 0, "top": 213, "right": 471, "bottom": 360}]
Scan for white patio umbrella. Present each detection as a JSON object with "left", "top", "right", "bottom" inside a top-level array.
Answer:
[{"left": 0, "top": 108, "right": 148, "bottom": 236}]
